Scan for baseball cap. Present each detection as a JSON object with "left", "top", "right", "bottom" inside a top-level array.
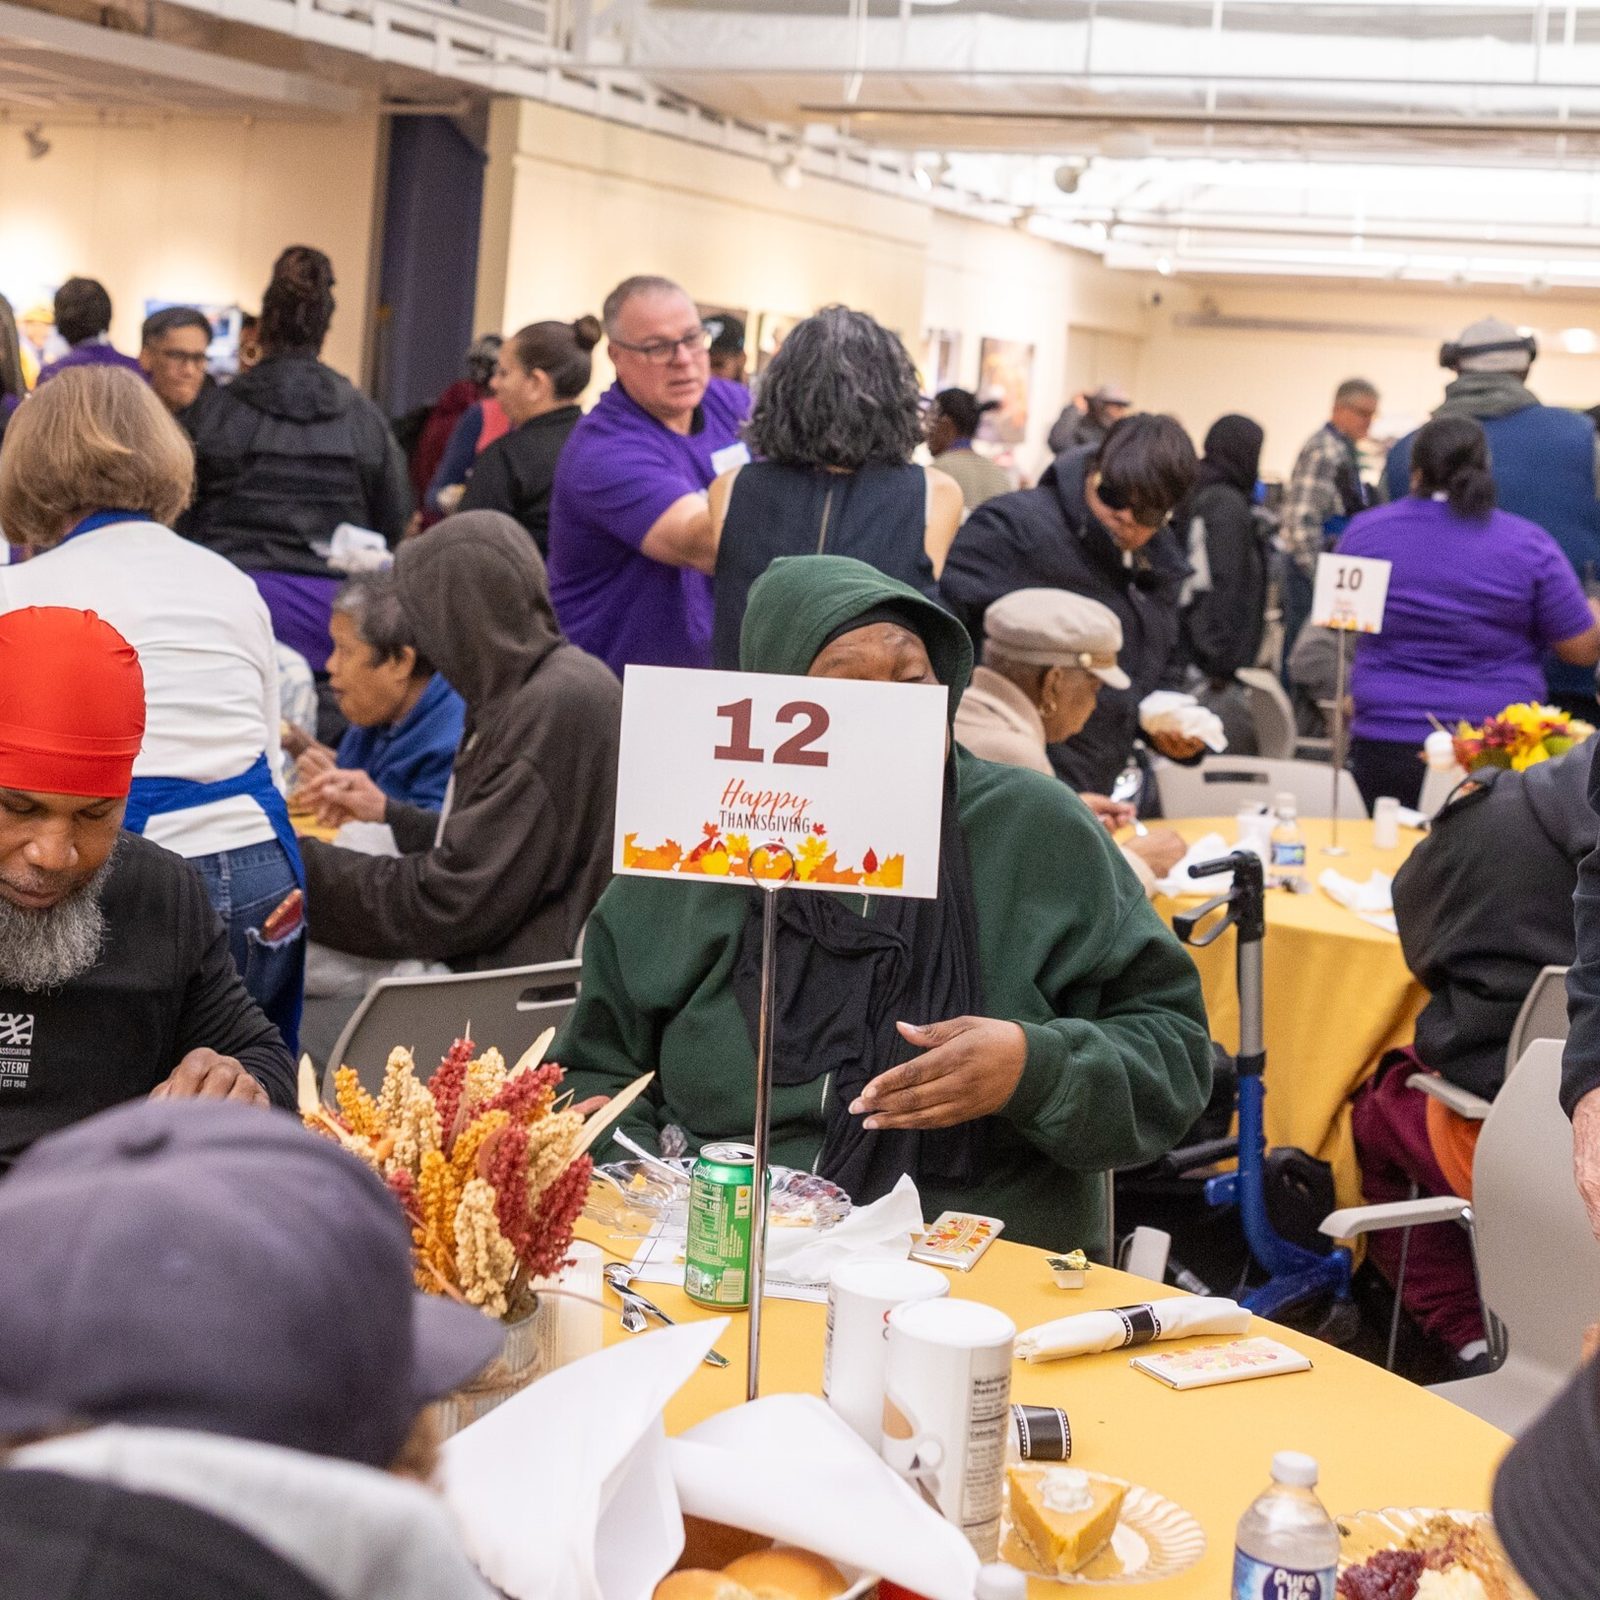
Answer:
[
  {"left": 0, "top": 1100, "right": 503, "bottom": 1467},
  {"left": 1492, "top": 1353, "right": 1600, "bottom": 1598},
  {"left": 1092, "top": 383, "right": 1132, "bottom": 406},
  {"left": 981, "top": 587, "right": 1131, "bottom": 689}
]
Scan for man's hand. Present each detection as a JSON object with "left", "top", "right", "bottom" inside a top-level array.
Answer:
[
  {"left": 294, "top": 744, "right": 337, "bottom": 784},
  {"left": 152, "top": 1049, "right": 269, "bottom": 1105},
  {"left": 1573, "top": 1086, "right": 1600, "bottom": 1241},
  {"left": 1148, "top": 729, "right": 1208, "bottom": 761},
  {"left": 1126, "top": 827, "right": 1187, "bottom": 878},
  {"left": 849, "top": 1017, "right": 1027, "bottom": 1131},
  {"left": 296, "top": 767, "right": 388, "bottom": 827},
  {"left": 1079, "top": 792, "right": 1135, "bottom": 832}
]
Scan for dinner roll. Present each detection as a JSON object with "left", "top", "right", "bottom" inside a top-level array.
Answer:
[
  {"left": 652, "top": 1571, "right": 755, "bottom": 1600},
  {"left": 722, "top": 1548, "right": 848, "bottom": 1600}
]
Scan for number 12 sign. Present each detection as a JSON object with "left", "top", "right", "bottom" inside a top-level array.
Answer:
[
  {"left": 613, "top": 665, "right": 948, "bottom": 899},
  {"left": 1311, "top": 552, "right": 1392, "bottom": 634}
]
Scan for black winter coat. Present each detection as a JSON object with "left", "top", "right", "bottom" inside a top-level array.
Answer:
[
  {"left": 182, "top": 352, "right": 412, "bottom": 577},
  {"left": 1394, "top": 746, "right": 1595, "bottom": 1100},
  {"left": 1177, "top": 480, "right": 1269, "bottom": 682},
  {"left": 939, "top": 448, "right": 1190, "bottom": 792}
]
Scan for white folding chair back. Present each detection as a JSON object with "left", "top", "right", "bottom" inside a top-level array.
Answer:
[
  {"left": 1506, "top": 965, "right": 1570, "bottom": 1072},
  {"left": 1430, "top": 1039, "right": 1600, "bottom": 1432},
  {"left": 1234, "top": 669, "right": 1297, "bottom": 761},
  {"left": 320, "top": 959, "right": 582, "bottom": 1100},
  {"left": 1155, "top": 754, "right": 1363, "bottom": 819}
]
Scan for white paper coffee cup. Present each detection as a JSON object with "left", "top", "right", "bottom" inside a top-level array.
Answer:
[
  {"left": 824, "top": 1258, "right": 950, "bottom": 1444},
  {"left": 1372, "top": 795, "right": 1400, "bottom": 849},
  {"left": 882, "top": 1297, "right": 1016, "bottom": 1560}
]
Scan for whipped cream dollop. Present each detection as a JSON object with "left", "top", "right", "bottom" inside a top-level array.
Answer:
[{"left": 1040, "top": 1467, "right": 1094, "bottom": 1515}]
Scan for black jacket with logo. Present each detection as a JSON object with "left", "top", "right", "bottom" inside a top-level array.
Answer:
[
  {"left": 939, "top": 448, "right": 1190, "bottom": 793},
  {"left": 0, "top": 835, "right": 295, "bottom": 1173},
  {"left": 181, "top": 352, "right": 412, "bottom": 577}
]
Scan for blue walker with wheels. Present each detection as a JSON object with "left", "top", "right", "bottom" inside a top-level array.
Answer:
[{"left": 1172, "top": 849, "right": 1355, "bottom": 1321}]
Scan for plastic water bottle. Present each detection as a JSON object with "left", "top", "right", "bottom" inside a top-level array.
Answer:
[
  {"left": 1231, "top": 1451, "right": 1339, "bottom": 1600},
  {"left": 1269, "top": 792, "right": 1306, "bottom": 887}
]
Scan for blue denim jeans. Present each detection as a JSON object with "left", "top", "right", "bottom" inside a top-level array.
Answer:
[{"left": 187, "top": 839, "right": 305, "bottom": 1054}]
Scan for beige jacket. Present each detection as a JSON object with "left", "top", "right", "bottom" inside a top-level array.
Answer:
[{"left": 955, "top": 668, "right": 1158, "bottom": 895}]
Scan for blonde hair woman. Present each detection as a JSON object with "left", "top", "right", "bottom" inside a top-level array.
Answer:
[{"left": 0, "top": 365, "right": 305, "bottom": 1048}]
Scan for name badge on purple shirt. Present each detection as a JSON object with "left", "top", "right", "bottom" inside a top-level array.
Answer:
[{"left": 711, "top": 441, "right": 752, "bottom": 476}]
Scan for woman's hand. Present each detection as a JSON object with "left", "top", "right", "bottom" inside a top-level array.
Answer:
[
  {"left": 1148, "top": 728, "right": 1207, "bottom": 761},
  {"left": 849, "top": 1017, "right": 1027, "bottom": 1130},
  {"left": 295, "top": 744, "right": 337, "bottom": 784},
  {"left": 297, "top": 767, "right": 388, "bottom": 827},
  {"left": 1079, "top": 792, "right": 1135, "bottom": 831}
]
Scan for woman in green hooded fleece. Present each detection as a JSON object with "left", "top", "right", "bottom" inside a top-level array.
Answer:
[{"left": 557, "top": 554, "right": 1211, "bottom": 1252}]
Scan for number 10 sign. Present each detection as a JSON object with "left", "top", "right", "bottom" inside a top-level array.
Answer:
[
  {"left": 1311, "top": 552, "right": 1392, "bottom": 634},
  {"left": 613, "top": 665, "right": 948, "bottom": 899}
]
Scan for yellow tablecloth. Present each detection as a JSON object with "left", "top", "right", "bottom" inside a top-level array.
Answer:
[
  {"left": 581, "top": 1228, "right": 1511, "bottom": 1598},
  {"left": 1148, "top": 817, "right": 1428, "bottom": 1208}
]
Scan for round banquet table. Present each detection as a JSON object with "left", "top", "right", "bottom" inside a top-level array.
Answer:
[
  {"left": 1146, "top": 816, "right": 1428, "bottom": 1210},
  {"left": 578, "top": 1225, "right": 1512, "bottom": 1598}
]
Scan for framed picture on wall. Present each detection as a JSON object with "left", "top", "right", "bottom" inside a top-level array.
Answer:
[
  {"left": 920, "top": 328, "right": 962, "bottom": 395},
  {"left": 754, "top": 310, "right": 803, "bottom": 374},
  {"left": 977, "top": 336, "right": 1034, "bottom": 445}
]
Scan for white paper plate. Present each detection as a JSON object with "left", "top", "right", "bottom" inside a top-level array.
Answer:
[
  {"left": 1001, "top": 1478, "right": 1206, "bottom": 1586},
  {"left": 1336, "top": 1506, "right": 1533, "bottom": 1597}
]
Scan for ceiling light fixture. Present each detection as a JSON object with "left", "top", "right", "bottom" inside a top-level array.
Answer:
[
  {"left": 1562, "top": 327, "right": 1598, "bottom": 355},
  {"left": 1156, "top": 255, "right": 1173, "bottom": 276},
  {"left": 772, "top": 153, "right": 803, "bottom": 191}
]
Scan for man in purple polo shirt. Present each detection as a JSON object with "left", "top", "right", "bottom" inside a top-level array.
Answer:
[
  {"left": 548, "top": 275, "right": 751, "bottom": 674},
  {"left": 34, "top": 278, "right": 144, "bottom": 386}
]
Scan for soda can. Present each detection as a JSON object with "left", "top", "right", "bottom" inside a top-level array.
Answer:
[{"left": 685, "top": 1142, "right": 758, "bottom": 1307}]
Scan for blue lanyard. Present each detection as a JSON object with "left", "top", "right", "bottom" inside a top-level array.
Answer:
[
  {"left": 949, "top": 437, "right": 975, "bottom": 452},
  {"left": 63, "top": 509, "right": 141, "bottom": 544}
]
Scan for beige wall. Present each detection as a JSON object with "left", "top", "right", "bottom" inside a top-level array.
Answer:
[
  {"left": 0, "top": 113, "right": 383, "bottom": 383},
  {"left": 1136, "top": 280, "right": 1600, "bottom": 478},
  {"left": 479, "top": 99, "right": 929, "bottom": 401}
]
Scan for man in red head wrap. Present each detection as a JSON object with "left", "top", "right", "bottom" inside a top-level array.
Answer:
[{"left": 0, "top": 608, "right": 294, "bottom": 1171}]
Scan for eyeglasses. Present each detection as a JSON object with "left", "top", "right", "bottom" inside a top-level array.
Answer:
[
  {"left": 610, "top": 328, "right": 711, "bottom": 365},
  {"left": 157, "top": 350, "right": 209, "bottom": 368}
]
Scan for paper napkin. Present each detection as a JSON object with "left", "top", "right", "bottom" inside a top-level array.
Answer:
[
  {"left": 1139, "top": 690, "right": 1229, "bottom": 753},
  {"left": 762, "top": 1173, "right": 923, "bottom": 1289},
  {"left": 670, "top": 1392, "right": 981, "bottom": 1600},
  {"left": 1016, "top": 1296, "right": 1251, "bottom": 1362},
  {"left": 1153, "top": 831, "right": 1233, "bottom": 897},
  {"left": 441, "top": 1318, "right": 725, "bottom": 1600},
  {"left": 1317, "top": 867, "right": 1398, "bottom": 933}
]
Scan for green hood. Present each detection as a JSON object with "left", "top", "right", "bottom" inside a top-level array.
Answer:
[{"left": 738, "top": 555, "right": 973, "bottom": 720}]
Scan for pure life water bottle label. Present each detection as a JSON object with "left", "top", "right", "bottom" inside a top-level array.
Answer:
[{"left": 1231, "top": 1553, "right": 1334, "bottom": 1600}]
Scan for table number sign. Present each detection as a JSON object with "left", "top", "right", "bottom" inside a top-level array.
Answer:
[
  {"left": 613, "top": 665, "right": 948, "bottom": 900},
  {"left": 1311, "top": 552, "right": 1391, "bottom": 634}
]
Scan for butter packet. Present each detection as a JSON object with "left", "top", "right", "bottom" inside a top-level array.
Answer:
[
  {"left": 1045, "top": 1250, "right": 1089, "bottom": 1290},
  {"left": 912, "top": 1210, "right": 1005, "bottom": 1271},
  {"left": 1131, "top": 1335, "right": 1312, "bottom": 1390}
]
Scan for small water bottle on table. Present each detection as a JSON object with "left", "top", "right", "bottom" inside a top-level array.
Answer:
[
  {"left": 1268, "top": 792, "right": 1307, "bottom": 888},
  {"left": 1231, "top": 1451, "right": 1339, "bottom": 1599}
]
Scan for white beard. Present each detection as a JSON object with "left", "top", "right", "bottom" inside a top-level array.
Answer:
[{"left": 0, "top": 852, "right": 115, "bottom": 993}]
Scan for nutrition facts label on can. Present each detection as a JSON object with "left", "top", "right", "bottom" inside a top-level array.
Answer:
[{"left": 962, "top": 1369, "right": 1011, "bottom": 1528}]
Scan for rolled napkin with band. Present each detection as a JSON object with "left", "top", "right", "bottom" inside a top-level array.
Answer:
[{"left": 1016, "top": 1297, "right": 1251, "bottom": 1364}]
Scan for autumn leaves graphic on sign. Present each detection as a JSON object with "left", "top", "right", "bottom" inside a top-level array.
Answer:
[{"left": 622, "top": 820, "right": 906, "bottom": 889}]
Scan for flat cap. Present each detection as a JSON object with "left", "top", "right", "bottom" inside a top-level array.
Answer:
[{"left": 981, "top": 588, "right": 1131, "bottom": 688}]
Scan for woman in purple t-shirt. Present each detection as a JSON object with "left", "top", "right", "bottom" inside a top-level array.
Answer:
[{"left": 1339, "top": 415, "right": 1600, "bottom": 809}]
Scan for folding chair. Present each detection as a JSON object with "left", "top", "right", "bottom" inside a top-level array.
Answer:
[
  {"left": 320, "top": 959, "right": 581, "bottom": 1100},
  {"left": 1156, "top": 754, "right": 1363, "bottom": 819},
  {"left": 1321, "top": 1039, "right": 1600, "bottom": 1434}
]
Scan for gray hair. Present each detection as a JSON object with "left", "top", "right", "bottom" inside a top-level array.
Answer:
[
  {"left": 332, "top": 570, "right": 432, "bottom": 677},
  {"left": 1334, "top": 378, "right": 1378, "bottom": 408},
  {"left": 0, "top": 851, "right": 113, "bottom": 992},
  {"left": 745, "top": 305, "right": 924, "bottom": 470},
  {"left": 602, "top": 275, "right": 689, "bottom": 337}
]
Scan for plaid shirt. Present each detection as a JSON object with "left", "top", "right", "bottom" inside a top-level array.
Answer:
[{"left": 1280, "top": 423, "right": 1367, "bottom": 575}]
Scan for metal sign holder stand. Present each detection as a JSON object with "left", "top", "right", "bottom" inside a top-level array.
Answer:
[
  {"left": 745, "top": 843, "right": 794, "bottom": 1402},
  {"left": 1323, "top": 621, "right": 1352, "bottom": 857}
]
